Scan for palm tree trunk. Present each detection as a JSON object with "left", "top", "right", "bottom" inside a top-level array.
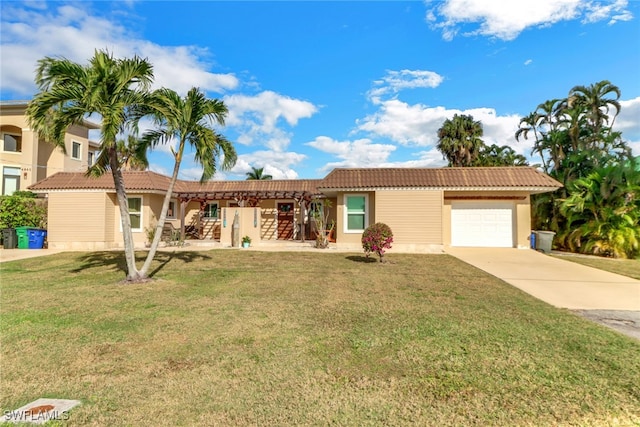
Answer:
[
  {"left": 138, "top": 142, "right": 186, "bottom": 278},
  {"left": 109, "top": 148, "right": 141, "bottom": 280}
]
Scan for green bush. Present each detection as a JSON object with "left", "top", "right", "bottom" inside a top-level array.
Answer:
[
  {"left": 362, "top": 222, "right": 394, "bottom": 262},
  {"left": 0, "top": 194, "right": 47, "bottom": 229}
]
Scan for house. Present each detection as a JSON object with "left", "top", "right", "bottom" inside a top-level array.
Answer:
[
  {"left": 28, "top": 167, "right": 561, "bottom": 251},
  {"left": 0, "top": 100, "right": 100, "bottom": 195}
]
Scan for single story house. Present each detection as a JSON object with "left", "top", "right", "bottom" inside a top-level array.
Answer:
[{"left": 28, "top": 166, "right": 561, "bottom": 252}]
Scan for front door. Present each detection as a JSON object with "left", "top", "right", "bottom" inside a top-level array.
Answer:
[{"left": 277, "top": 202, "right": 294, "bottom": 240}]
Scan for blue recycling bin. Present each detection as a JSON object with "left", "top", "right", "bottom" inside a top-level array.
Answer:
[{"left": 27, "top": 228, "right": 47, "bottom": 249}]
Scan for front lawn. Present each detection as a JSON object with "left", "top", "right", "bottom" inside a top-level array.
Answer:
[
  {"left": 552, "top": 252, "right": 640, "bottom": 280},
  {"left": 1, "top": 251, "right": 639, "bottom": 426}
]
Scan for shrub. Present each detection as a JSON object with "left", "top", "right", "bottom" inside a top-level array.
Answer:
[
  {"left": 362, "top": 222, "right": 393, "bottom": 262},
  {"left": 0, "top": 194, "right": 47, "bottom": 229}
]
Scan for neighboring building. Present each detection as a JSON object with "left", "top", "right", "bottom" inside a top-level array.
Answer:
[
  {"left": 0, "top": 100, "right": 100, "bottom": 195},
  {"left": 28, "top": 167, "right": 562, "bottom": 252}
]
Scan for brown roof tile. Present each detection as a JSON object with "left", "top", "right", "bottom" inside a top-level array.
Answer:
[
  {"left": 28, "top": 171, "right": 173, "bottom": 192},
  {"left": 29, "top": 167, "right": 561, "bottom": 195},
  {"left": 29, "top": 171, "right": 323, "bottom": 196},
  {"left": 319, "top": 167, "right": 562, "bottom": 190}
]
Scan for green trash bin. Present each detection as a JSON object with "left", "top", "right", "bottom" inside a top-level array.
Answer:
[{"left": 15, "top": 226, "right": 30, "bottom": 249}]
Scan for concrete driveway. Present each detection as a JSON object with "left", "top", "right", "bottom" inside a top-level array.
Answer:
[{"left": 446, "top": 248, "right": 640, "bottom": 339}]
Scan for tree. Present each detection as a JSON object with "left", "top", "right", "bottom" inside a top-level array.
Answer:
[
  {"left": 246, "top": 166, "right": 272, "bottom": 180},
  {"left": 516, "top": 80, "right": 635, "bottom": 257},
  {"left": 568, "top": 80, "right": 621, "bottom": 142},
  {"left": 117, "top": 135, "right": 149, "bottom": 171},
  {"left": 133, "top": 87, "right": 237, "bottom": 278},
  {"left": 26, "top": 50, "right": 153, "bottom": 281},
  {"left": 559, "top": 159, "right": 639, "bottom": 259},
  {"left": 436, "top": 114, "right": 484, "bottom": 167},
  {"left": 473, "top": 144, "right": 528, "bottom": 167}
]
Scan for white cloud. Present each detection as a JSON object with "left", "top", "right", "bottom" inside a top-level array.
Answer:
[
  {"left": 224, "top": 91, "right": 318, "bottom": 150},
  {"left": 306, "top": 136, "right": 397, "bottom": 172},
  {"left": 615, "top": 96, "right": 640, "bottom": 156},
  {"left": 368, "top": 69, "right": 444, "bottom": 103},
  {"left": 229, "top": 150, "right": 308, "bottom": 180},
  {"left": 425, "top": 0, "right": 633, "bottom": 41},
  {"left": 0, "top": 4, "right": 238, "bottom": 97},
  {"left": 524, "top": 59, "right": 533, "bottom": 66}
]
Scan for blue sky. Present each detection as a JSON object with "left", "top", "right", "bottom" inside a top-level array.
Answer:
[{"left": 1, "top": 0, "right": 639, "bottom": 180}]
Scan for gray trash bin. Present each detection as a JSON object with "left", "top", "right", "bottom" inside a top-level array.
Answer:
[
  {"left": 535, "top": 231, "right": 555, "bottom": 253},
  {"left": 2, "top": 228, "right": 17, "bottom": 249}
]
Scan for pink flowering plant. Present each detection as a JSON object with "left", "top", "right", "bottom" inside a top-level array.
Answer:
[{"left": 361, "top": 222, "right": 394, "bottom": 262}]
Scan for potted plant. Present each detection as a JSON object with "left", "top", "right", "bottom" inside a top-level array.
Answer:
[{"left": 242, "top": 235, "right": 251, "bottom": 248}]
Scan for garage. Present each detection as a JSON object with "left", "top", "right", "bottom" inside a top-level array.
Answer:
[{"left": 451, "top": 202, "right": 514, "bottom": 247}]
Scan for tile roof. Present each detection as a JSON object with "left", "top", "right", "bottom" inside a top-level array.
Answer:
[
  {"left": 28, "top": 171, "right": 174, "bottom": 192},
  {"left": 29, "top": 171, "right": 323, "bottom": 196},
  {"left": 319, "top": 167, "right": 562, "bottom": 190},
  {"left": 29, "top": 167, "right": 561, "bottom": 195}
]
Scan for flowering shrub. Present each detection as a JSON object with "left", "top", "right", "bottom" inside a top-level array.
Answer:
[{"left": 362, "top": 222, "right": 393, "bottom": 262}]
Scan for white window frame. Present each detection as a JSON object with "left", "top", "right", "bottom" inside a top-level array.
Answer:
[
  {"left": 166, "top": 199, "right": 177, "bottom": 219},
  {"left": 1, "top": 132, "right": 22, "bottom": 153},
  {"left": 2, "top": 166, "right": 21, "bottom": 195},
  {"left": 343, "top": 193, "right": 369, "bottom": 234},
  {"left": 127, "top": 196, "right": 143, "bottom": 232},
  {"left": 203, "top": 202, "right": 219, "bottom": 220},
  {"left": 71, "top": 141, "right": 82, "bottom": 160}
]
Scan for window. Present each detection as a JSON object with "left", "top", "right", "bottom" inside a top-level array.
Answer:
[
  {"left": 203, "top": 202, "right": 219, "bottom": 219},
  {"left": 88, "top": 151, "right": 95, "bottom": 166},
  {"left": 344, "top": 194, "right": 368, "bottom": 233},
  {"left": 71, "top": 141, "right": 82, "bottom": 160},
  {"left": 2, "top": 133, "right": 21, "bottom": 153},
  {"left": 2, "top": 167, "right": 20, "bottom": 195},
  {"left": 128, "top": 197, "right": 142, "bottom": 231},
  {"left": 166, "top": 200, "right": 177, "bottom": 219}
]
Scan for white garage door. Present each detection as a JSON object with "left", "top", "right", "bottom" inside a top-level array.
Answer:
[{"left": 451, "top": 202, "right": 514, "bottom": 247}]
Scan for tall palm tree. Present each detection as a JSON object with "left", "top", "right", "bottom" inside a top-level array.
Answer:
[
  {"left": 246, "top": 166, "right": 272, "bottom": 180},
  {"left": 133, "top": 87, "right": 237, "bottom": 278},
  {"left": 568, "top": 80, "right": 621, "bottom": 139},
  {"left": 436, "top": 114, "right": 484, "bottom": 167},
  {"left": 26, "top": 50, "right": 153, "bottom": 281}
]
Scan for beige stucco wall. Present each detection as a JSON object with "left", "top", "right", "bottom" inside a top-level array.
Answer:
[
  {"left": 1, "top": 107, "right": 94, "bottom": 193},
  {"left": 442, "top": 191, "right": 531, "bottom": 249},
  {"left": 47, "top": 191, "right": 115, "bottom": 250},
  {"left": 260, "top": 200, "right": 277, "bottom": 240}
]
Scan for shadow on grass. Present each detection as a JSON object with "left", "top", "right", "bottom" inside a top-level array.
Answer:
[
  {"left": 346, "top": 255, "right": 378, "bottom": 263},
  {"left": 70, "top": 250, "right": 212, "bottom": 278}
]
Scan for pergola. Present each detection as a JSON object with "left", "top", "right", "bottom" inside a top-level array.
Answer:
[{"left": 172, "top": 180, "right": 323, "bottom": 241}]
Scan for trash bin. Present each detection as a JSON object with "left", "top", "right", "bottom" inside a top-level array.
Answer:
[
  {"left": 15, "top": 226, "right": 30, "bottom": 249},
  {"left": 530, "top": 231, "right": 537, "bottom": 250},
  {"left": 535, "top": 230, "right": 555, "bottom": 253},
  {"left": 28, "top": 229, "right": 47, "bottom": 249},
  {"left": 2, "top": 228, "right": 17, "bottom": 249}
]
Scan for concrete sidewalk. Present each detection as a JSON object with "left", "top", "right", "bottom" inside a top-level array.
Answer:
[
  {"left": 0, "top": 248, "right": 67, "bottom": 263},
  {"left": 445, "top": 247, "right": 640, "bottom": 311}
]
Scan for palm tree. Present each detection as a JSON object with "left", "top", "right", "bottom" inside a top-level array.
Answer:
[
  {"left": 133, "top": 87, "right": 237, "bottom": 278},
  {"left": 560, "top": 159, "right": 640, "bottom": 258},
  {"left": 26, "top": 50, "right": 153, "bottom": 281},
  {"left": 117, "top": 135, "right": 149, "bottom": 171},
  {"left": 474, "top": 144, "right": 528, "bottom": 166},
  {"left": 436, "top": 114, "right": 484, "bottom": 167},
  {"left": 568, "top": 80, "right": 621, "bottom": 139},
  {"left": 246, "top": 166, "right": 272, "bottom": 180}
]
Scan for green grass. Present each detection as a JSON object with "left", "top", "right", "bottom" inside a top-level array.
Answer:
[
  {"left": 1, "top": 250, "right": 639, "bottom": 426},
  {"left": 553, "top": 252, "right": 640, "bottom": 280}
]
